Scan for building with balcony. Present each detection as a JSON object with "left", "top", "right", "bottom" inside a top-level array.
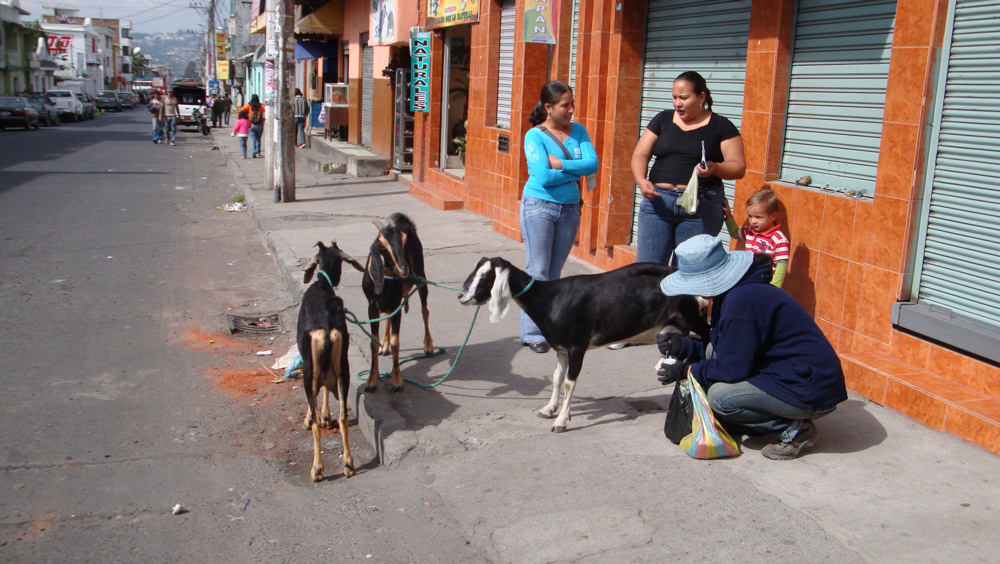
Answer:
[{"left": 0, "top": 0, "right": 46, "bottom": 94}]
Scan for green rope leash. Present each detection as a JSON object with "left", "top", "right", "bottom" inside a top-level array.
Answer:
[{"left": 346, "top": 274, "right": 480, "bottom": 389}]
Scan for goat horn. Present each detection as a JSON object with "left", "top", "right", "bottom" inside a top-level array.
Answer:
[{"left": 372, "top": 218, "right": 385, "bottom": 230}]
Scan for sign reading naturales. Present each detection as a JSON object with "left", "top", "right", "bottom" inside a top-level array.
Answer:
[{"left": 410, "top": 32, "right": 431, "bottom": 113}]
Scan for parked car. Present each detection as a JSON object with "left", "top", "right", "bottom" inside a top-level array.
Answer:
[
  {"left": 47, "top": 89, "right": 85, "bottom": 122},
  {"left": 25, "top": 93, "right": 59, "bottom": 126},
  {"left": 116, "top": 91, "right": 134, "bottom": 109},
  {"left": 0, "top": 96, "right": 40, "bottom": 130},
  {"left": 77, "top": 92, "right": 96, "bottom": 119},
  {"left": 96, "top": 90, "right": 123, "bottom": 112}
]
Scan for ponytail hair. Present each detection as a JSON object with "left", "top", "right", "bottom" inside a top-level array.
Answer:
[
  {"left": 528, "top": 80, "right": 573, "bottom": 127},
  {"left": 675, "top": 71, "right": 713, "bottom": 111}
]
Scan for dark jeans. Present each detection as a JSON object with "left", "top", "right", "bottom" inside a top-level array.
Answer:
[{"left": 707, "top": 381, "right": 834, "bottom": 442}]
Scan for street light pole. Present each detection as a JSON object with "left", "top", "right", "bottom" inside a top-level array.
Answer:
[{"left": 264, "top": 0, "right": 295, "bottom": 202}]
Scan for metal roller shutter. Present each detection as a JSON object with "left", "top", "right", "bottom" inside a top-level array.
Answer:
[
  {"left": 362, "top": 42, "right": 373, "bottom": 148},
  {"left": 632, "top": 0, "right": 751, "bottom": 245},
  {"left": 779, "top": 0, "right": 896, "bottom": 195},
  {"left": 895, "top": 0, "right": 1000, "bottom": 361},
  {"left": 496, "top": 0, "right": 516, "bottom": 129},
  {"left": 568, "top": 0, "right": 580, "bottom": 89}
]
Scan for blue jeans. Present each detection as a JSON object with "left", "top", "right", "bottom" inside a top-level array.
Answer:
[
  {"left": 519, "top": 195, "right": 581, "bottom": 344},
  {"left": 152, "top": 118, "right": 163, "bottom": 142},
  {"left": 295, "top": 116, "right": 306, "bottom": 145},
  {"left": 238, "top": 136, "right": 248, "bottom": 158},
  {"left": 164, "top": 116, "right": 177, "bottom": 143},
  {"left": 250, "top": 124, "right": 263, "bottom": 156},
  {"left": 707, "top": 381, "right": 830, "bottom": 442},
  {"left": 636, "top": 188, "right": 724, "bottom": 265}
]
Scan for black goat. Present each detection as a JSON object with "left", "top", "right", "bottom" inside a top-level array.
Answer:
[
  {"left": 361, "top": 213, "right": 434, "bottom": 392},
  {"left": 457, "top": 257, "right": 709, "bottom": 432},
  {"left": 297, "top": 241, "right": 364, "bottom": 481}
]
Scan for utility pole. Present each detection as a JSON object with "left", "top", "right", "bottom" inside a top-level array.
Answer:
[
  {"left": 264, "top": 0, "right": 295, "bottom": 202},
  {"left": 206, "top": 0, "right": 216, "bottom": 81}
]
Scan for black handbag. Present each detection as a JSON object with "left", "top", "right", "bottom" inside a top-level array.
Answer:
[{"left": 664, "top": 379, "right": 694, "bottom": 445}]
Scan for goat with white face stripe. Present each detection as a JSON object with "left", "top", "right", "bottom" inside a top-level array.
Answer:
[{"left": 458, "top": 257, "right": 709, "bottom": 432}]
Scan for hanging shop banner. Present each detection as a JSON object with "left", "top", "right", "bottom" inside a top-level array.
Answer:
[
  {"left": 426, "top": 0, "right": 480, "bottom": 29},
  {"left": 217, "top": 61, "right": 230, "bottom": 80},
  {"left": 216, "top": 32, "right": 227, "bottom": 61},
  {"left": 410, "top": 31, "right": 431, "bottom": 113},
  {"left": 524, "top": 0, "right": 558, "bottom": 44}
]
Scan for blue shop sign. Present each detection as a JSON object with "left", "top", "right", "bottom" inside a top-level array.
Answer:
[{"left": 410, "top": 32, "right": 431, "bottom": 113}]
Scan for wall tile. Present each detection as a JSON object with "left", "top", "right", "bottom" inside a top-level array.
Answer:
[
  {"left": 850, "top": 201, "right": 873, "bottom": 263},
  {"left": 876, "top": 122, "right": 920, "bottom": 200},
  {"left": 969, "top": 360, "right": 1000, "bottom": 399},
  {"left": 892, "top": 0, "right": 938, "bottom": 48},
  {"left": 841, "top": 261, "right": 864, "bottom": 331},
  {"left": 926, "top": 345, "right": 974, "bottom": 387},
  {"left": 889, "top": 331, "right": 931, "bottom": 368},
  {"left": 867, "top": 196, "right": 908, "bottom": 272},
  {"left": 820, "top": 196, "right": 857, "bottom": 259},
  {"left": 740, "top": 111, "right": 770, "bottom": 173},
  {"left": 815, "top": 253, "right": 850, "bottom": 325},
  {"left": 842, "top": 358, "right": 888, "bottom": 404},
  {"left": 943, "top": 407, "right": 1000, "bottom": 455},
  {"left": 885, "top": 380, "right": 947, "bottom": 430},
  {"left": 792, "top": 189, "right": 825, "bottom": 251},
  {"left": 884, "top": 47, "right": 930, "bottom": 125},
  {"left": 743, "top": 52, "right": 776, "bottom": 113},
  {"left": 855, "top": 265, "right": 900, "bottom": 344}
]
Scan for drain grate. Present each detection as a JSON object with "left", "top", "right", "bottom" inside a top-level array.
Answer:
[{"left": 227, "top": 314, "right": 283, "bottom": 334}]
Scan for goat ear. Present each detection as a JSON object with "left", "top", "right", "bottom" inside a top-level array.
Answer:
[
  {"left": 340, "top": 250, "right": 366, "bottom": 273},
  {"left": 367, "top": 250, "right": 384, "bottom": 295},
  {"left": 303, "top": 258, "right": 317, "bottom": 284},
  {"left": 488, "top": 266, "right": 512, "bottom": 323}
]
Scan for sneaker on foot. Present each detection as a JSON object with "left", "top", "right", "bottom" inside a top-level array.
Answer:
[
  {"left": 170, "top": 142, "right": 176, "bottom": 146},
  {"left": 762, "top": 421, "right": 818, "bottom": 460}
]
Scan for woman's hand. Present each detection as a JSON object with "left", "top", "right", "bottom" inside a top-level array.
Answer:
[
  {"left": 638, "top": 178, "right": 658, "bottom": 199},
  {"left": 697, "top": 161, "right": 718, "bottom": 178},
  {"left": 547, "top": 154, "right": 562, "bottom": 169}
]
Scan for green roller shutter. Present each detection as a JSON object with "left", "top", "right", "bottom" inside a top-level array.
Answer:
[
  {"left": 894, "top": 0, "right": 1000, "bottom": 362},
  {"left": 779, "top": 0, "right": 896, "bottom": 195},
  {"left": 632, "top": 0, "right": 751, "bottom": 245},
  {"left": 362, "top": 41, "right": 373, "bottom": 148},
  {"left": 568, "top": 0, "right": 580, "bottom": 89}
]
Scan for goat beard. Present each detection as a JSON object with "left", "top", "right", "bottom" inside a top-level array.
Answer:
[{"left": 488, "top": 267, "right": 512, "bottom": 323}]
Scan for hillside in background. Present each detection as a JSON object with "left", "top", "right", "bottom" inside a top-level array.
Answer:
[{"left": 133, "top": 31, "right": 204, "bottom": 77}]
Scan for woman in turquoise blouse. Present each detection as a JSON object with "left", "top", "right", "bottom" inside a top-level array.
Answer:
[{"left": 519, "top": 80, "right": 599, "bottom": 353}]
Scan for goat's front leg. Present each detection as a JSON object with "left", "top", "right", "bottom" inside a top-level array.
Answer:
[
  {"left": 552, "top": 349, "right": 585, "bottom": 433},
  {"left": 538, "top": 350, "right": 569, "bottom": 419},
  {"left": 419, "top": 285, "right": 434, "bottom": 355},
  {"left": 379, "top": 315, "right": 392, "bottom": 356},
  {"left": 388, "top": 315, "right": 403, "bottom": 391},
  {"left": 366, "top": 316, "right": 380, "bottom": 392}
]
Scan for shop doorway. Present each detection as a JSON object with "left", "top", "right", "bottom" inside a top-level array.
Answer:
[{"left": 439, "top": 24, "right": 470, "bottom": 177}]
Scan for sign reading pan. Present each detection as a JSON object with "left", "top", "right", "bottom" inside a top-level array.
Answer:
[{"left": 410, "top": 32, "right": 431, "bottom": 113}]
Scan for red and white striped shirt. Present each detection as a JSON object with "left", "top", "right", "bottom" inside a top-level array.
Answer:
[{"left": 740, "top": 223, "right": 789, "bottom": 266}]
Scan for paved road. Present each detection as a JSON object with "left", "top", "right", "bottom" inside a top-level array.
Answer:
[{"left": 0, "top": 112, "right": 483, "bottom": 561}]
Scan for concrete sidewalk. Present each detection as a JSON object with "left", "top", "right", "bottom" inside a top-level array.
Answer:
[{"left": 214, "top": 130, "right": 1000, "bottom": 562}]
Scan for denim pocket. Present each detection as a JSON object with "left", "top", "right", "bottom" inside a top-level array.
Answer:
[{"left": 522, "top": 196, "right": 555, "bottom": 220}]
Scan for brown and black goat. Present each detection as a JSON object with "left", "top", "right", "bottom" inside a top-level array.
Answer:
[
  {"left": 297, "top": 241, "right": 364, "bottom": 481},
  {"left": 458, "top": 257, "right": 709, "bottom": 433},
  {"left": 361, "top": 213, "right": 434, "bottom": 392}
]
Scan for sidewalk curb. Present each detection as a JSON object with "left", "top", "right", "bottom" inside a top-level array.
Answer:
[{"left": 218, "top": 132, "right": 417, "bottom": 466}]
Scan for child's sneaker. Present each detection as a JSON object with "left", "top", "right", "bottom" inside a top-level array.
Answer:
[{"left": 762, "top": 421, "right": 818, "bottom": 460}]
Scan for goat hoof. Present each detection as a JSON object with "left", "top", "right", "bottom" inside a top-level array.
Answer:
[
  {"left": 552, "top": 425, "right": 567, "bottom": 433},
  {"left": 537, "top": 411, "right": 554, "bottom": 419},
  {"left": 390, "top": 384, "right": 404, "bottom": 393},
  {"left": 311, "top": 467, "right": 324, "bottom": 482},
  {"left": 343, "top": 464, "right": 355, "bottom": 478}
]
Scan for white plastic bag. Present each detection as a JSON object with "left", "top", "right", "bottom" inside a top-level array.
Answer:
[{"left": 676, "top": 166, "right": 699, "bottom": 214}]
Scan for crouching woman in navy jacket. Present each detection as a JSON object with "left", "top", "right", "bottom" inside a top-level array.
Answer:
[{"left": 656, "top": 234, "right": 847, "bottom": 460}]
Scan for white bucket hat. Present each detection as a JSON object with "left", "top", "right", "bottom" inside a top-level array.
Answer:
[{"left": 660, "top": 234, "right": 754, "bottom": 297}]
